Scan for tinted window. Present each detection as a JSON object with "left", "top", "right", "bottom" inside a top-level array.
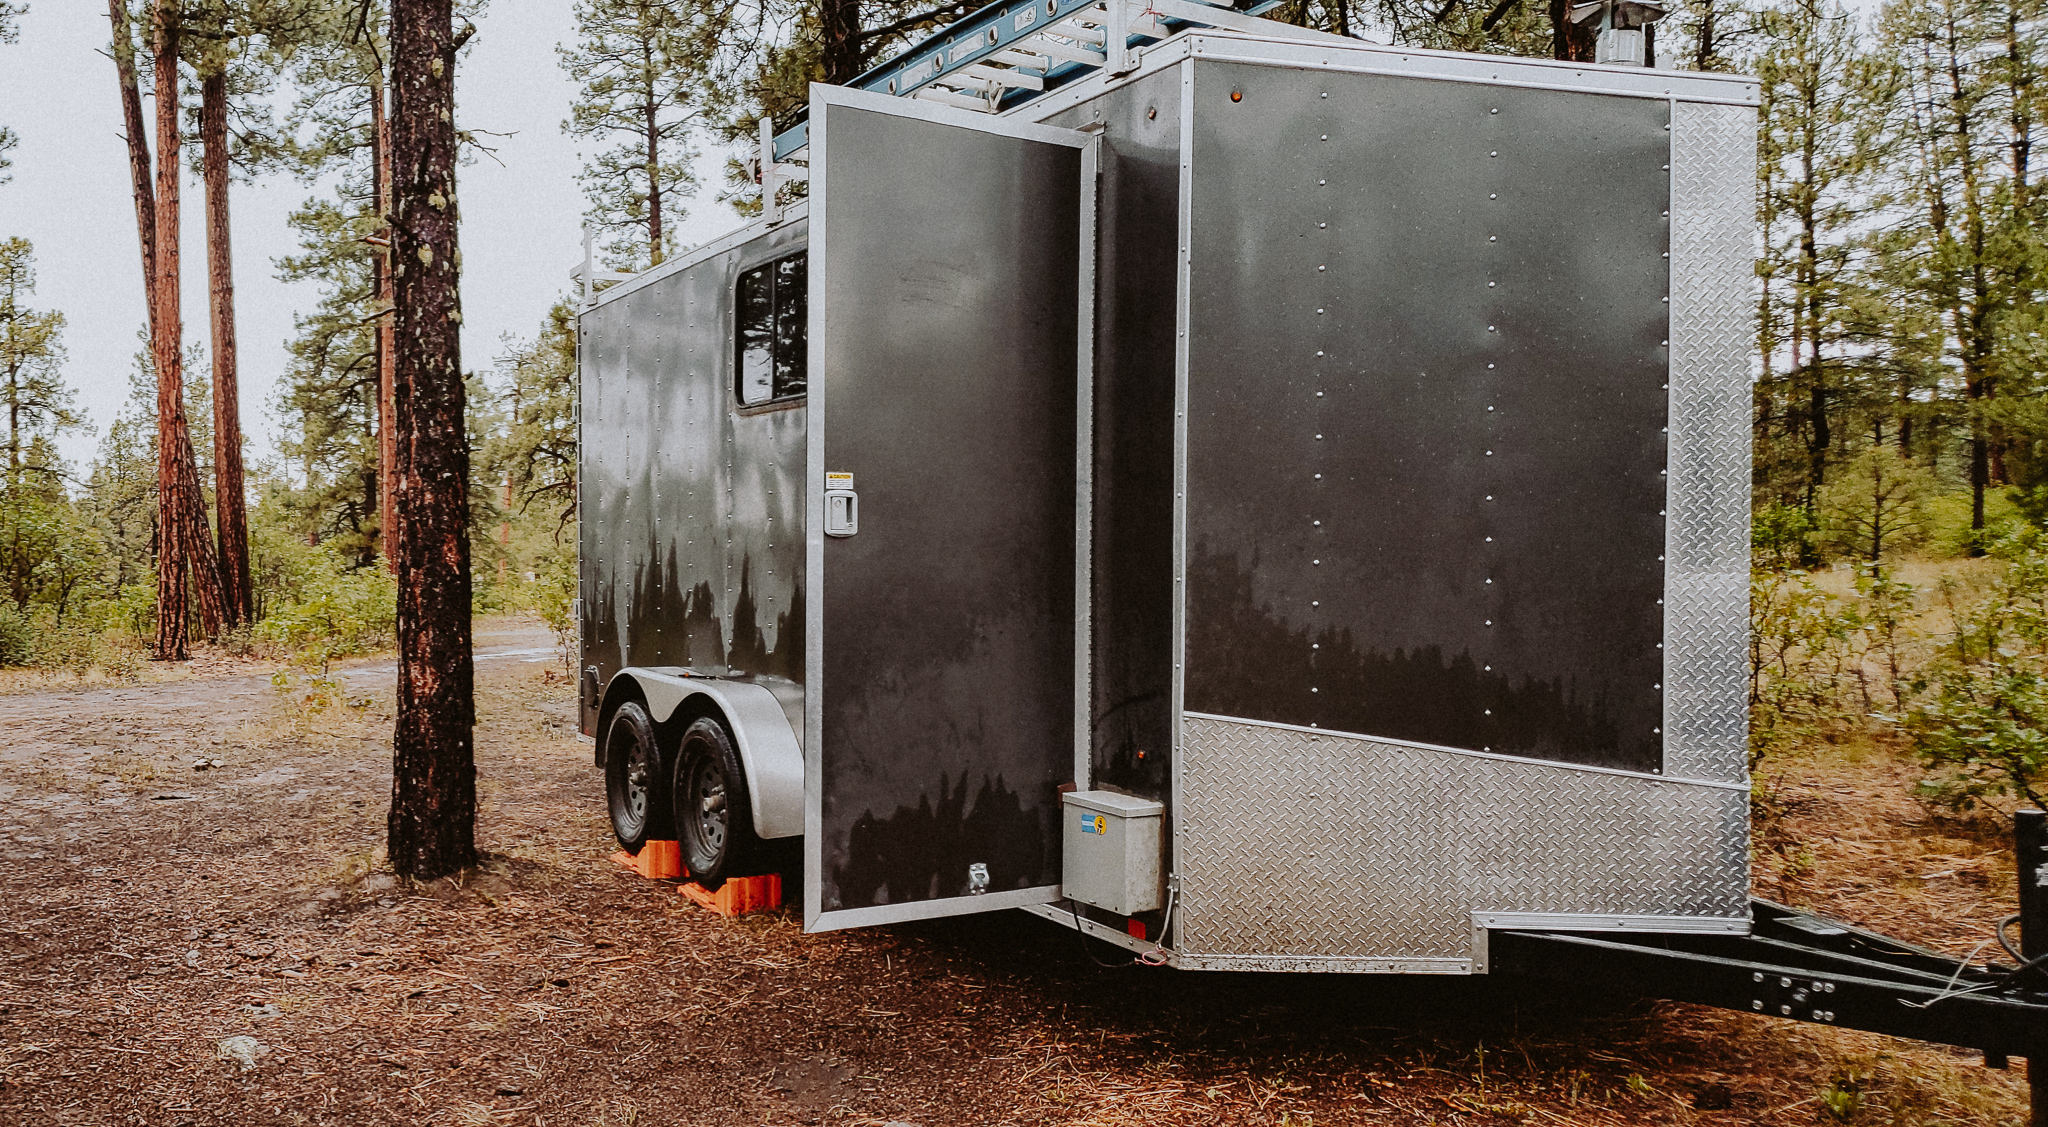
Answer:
[
  {"left": 737, "top": 264, "right": 775, "bottom": 406},
  {"left": 774, "top": 254, "right": 807, "bottom": 398},
  {"left": 735, "top": 251, "right": 807, "bottom": 406}
]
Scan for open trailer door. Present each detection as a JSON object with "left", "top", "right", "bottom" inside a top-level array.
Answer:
[{"left": 803, "top": 84, "right": 1096, "bottom": 931}]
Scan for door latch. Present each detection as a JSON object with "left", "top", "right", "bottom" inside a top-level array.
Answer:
[{"left": 825, "top": 471, "right": 858, "bottom": 537}]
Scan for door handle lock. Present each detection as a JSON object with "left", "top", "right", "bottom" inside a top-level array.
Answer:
[{"left": 825, "top": 488, "right": 858, "bottom": 537}]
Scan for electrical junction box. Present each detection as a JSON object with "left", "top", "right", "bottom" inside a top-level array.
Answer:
[{"left": 1062, "top": 790, "right": 1164, "bottom": 915}]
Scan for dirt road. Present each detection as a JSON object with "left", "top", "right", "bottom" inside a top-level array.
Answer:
[{"left": 0, "top": 619, "right": 2021, "bottom": 1125}]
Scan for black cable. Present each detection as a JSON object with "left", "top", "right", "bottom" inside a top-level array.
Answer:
[
  {"left": 1998, "top": 914, "right": 2025, "bottom": 965},
  {"left": 1067, "top": 899, "right": 1134, "bottom": 968}
]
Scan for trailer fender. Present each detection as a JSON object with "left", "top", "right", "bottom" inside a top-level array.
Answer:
[{"left": 604, "top": 668, "right": 803, "bottom": 841}]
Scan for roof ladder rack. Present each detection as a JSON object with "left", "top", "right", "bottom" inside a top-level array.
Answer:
[{"left": 765, "top": 0, "right": 1293, "bottom": 162}]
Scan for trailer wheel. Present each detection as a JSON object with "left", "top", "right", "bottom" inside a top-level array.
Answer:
[
  {"left": 673, "top": 716, "right": 759, "bottom": 888},
  {"left": 603, "top": 700, "right": 669, "bottom": 854}
]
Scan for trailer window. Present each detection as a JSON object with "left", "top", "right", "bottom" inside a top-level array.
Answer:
[{"left": 735, "top": 252, "right": 807, "bottom": 406}]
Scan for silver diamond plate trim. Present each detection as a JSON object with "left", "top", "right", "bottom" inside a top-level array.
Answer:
[
  {"left": 1176, "top": 716, "right": 1749, "bottom": 962},
  {"left": 1666, "top": 100, "right": 1754, "bottom": 785}
]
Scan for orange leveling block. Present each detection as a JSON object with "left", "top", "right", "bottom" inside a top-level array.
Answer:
[
  {"left": 610, "top": 840, "right": 683, "bottom": 880},
  {"left": 609, "top": 842, "right": 783, "bottom": 917},
  {"left": 678, "top": 873, "right": 782, "bottom": 917}
]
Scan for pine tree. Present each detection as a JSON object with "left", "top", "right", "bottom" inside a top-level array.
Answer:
[
  {"left": 1870, "top": 0, "right": 2047, "bottom": 545},
  {"left": 0, "top": 240, "right": 90, "bottom": 618},
  {"left": 561, "top": 0, "right": 703, "bottom": 270},
  {"left": 386, "top": 0, "right": 477, "bottom": 880},
  {"left": 483, "top": 301, "right": 580, "bottom": 529},
  {"left": 0, "top": 2, "right": 20, "bottom": 184},
  {"left": 1753, "top": 0, "right": 1887, "bottom": 510}
]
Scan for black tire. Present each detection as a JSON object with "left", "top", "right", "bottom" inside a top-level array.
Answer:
[
  {"left": 671, "top": 716, "right": 760, "bottom": 888},
  {"left": 603, "top": 700, "right": 669, "bottom": 853}
]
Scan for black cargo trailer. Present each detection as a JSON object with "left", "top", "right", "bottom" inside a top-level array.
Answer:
[{"left": 576, "top": 0, "right": 2048, "bottom": 1091}]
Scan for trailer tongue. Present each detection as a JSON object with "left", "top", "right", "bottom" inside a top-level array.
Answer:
[{"left": 575, "top": 0, "right": 2048, "bottom": 1106}]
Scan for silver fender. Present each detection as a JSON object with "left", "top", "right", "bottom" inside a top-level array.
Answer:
[{"left": 610, "top": 668, "right": 804, "bottom": 840}]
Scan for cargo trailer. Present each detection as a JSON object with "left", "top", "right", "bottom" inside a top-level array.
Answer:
[{"left": 575, "top": 0, "right": 2048, "bottom": 1087}]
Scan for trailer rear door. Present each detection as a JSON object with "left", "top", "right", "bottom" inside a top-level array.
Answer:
[{"left": 803, "top": 85, "right": 1094, "bottom": 931}]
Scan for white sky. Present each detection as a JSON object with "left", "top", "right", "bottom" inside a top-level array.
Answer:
[{"left": 0, "top": 2, "right": 748, "bottom": 473}]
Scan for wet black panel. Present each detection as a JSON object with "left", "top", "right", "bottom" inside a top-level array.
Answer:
[
  {"left": 729, "top": 240, "right": 809, "bottom": 730},
  {"left": 579, "top": 221, "right": 809, "bottom": 740},
  {"left": 1048, "top": 69, "right": 1182, "bottom": 803},
  {"left": 1182, "top": 64, "right": 1669, "bottom": 772},
  {"left": 815, "top": 102, "right": 1081, "bottom": 916}
]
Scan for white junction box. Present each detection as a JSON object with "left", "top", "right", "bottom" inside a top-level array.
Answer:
[{"left": 1062, "top": 790, "right": 1164, "bottom": 915}]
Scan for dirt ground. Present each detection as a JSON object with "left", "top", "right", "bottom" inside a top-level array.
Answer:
[{"left": 0, "top": 616, "right": 2028, "bottom": 1126}]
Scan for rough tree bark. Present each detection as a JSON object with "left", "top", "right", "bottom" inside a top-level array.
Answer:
[
  {"left": 200, "top": 64, "right": 252, "bottom": 628},
  {"left": 148, "top": 0, "right": 228, "bottom": 661},
  {"left": 372, "top": 72, "right": 397, "bottom": 571},
  {"left": 642, "top": 42, "right": 664, "bottom": 266},
  {"left": 110, "top": 1, "right": 158, "bottom": 328},
  {"left": 821, "top": 0, "right": 862, "bottom": 86},
  {"left": 387, "top": 0, "right": 477, "bottom": 879}
]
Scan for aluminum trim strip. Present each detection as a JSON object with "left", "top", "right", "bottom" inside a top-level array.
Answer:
[
  {"left": 803, "top": 94, "right": 833, "bottom": 931},
  {"left": 809, "top": 885, "right": 1063, "bottom": 932},
  {"left": 1019, "top": 902, "right": 1159, "bottom": 955},
  {"left": 589, "top": 202, "right": 811, "bottom": 311},
  {"left": 1182, "top": 31, "right": 1759, "bottom": 104},
  {"left": 813, "top": 81, "right": 1097, "bottom": 148},
  {"left": 1664, "top": 98, "right": 1754, "bottom": 786},
  {"left": 1169, "top": 55, "right": 1196, "bottom": 901},
  {"left": 1182, "top": 711, "right": 1748, "bottom": 791},
  {"left": 1474, "top": 911, "right": 1751, "bottom": 932},
  {"left": 1170, "top": 954, "right": 1473, "bottom": 974},
  {"left": 1074, "top": 137, "right": 1101, "bottom": 790}
]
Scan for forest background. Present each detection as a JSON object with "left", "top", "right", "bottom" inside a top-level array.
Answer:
[{"left": 0, "top": 0, "right": 2043, "bottom": 810}]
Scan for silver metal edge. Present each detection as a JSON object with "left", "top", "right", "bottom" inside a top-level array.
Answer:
[
  {"left": 1183, "top": 31, "right": 1759, "bottom": 104},
  {"left": 1022, "top": 35, "right": 1196, "bottom": 125},
  {"left": 1180, "top": 710, "right": 1749, "bottom": 792},
  {"left": 1019, "top": 902, "right": 1160, "bottom": 955},
  {"left": 803, "top": 85, "right": 833, "bottom": 932},
  {"left": 574, "top": 301, "right": 587, "bottom": 706},
  {"left": 809, "top": 885, "right": 1063, "bottom": 933},
  {"left": 1664, "top": 98, "right": 1754, "bottom": 787},
  {"left": 802, "top": 86, "right": 1105, "bottom": 931},
  {"left": 1474, "top": 910, "right": 1751, "bottom": 930},
  {"left": 812, "top": 81, "right": 1095, "bottom": 148},
  {"left": 1171, "top": 954, "right": 1473, "bottom": 974},
  {"left": 1469, "top": 909, "right": 1749, "bottom": 974},
  {"left": 590, "top": 201, "right": 812, "bottom": 312},
  {"left": 1664, "top": 96, "right": 1675, "bottom": 783},
  {"left": 1170, "top": 54, "right": 1196, "bottom": 905},
  {"left": 1018, "top": 30, "right": 1758, "bottom": 136},
  {"left": 1075, "top": 137, "right": 1101, "bottom": 792}
]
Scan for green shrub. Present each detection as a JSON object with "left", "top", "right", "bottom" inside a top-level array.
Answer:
[
  {"left": 0, "top": 604, "right": 32, "bottom": 667},
  {"left": 252, "top": 546, "right": 398, "bottom": 665},
  {"left": 1907, "top": 529, "right": 2048, "bottom": 809}
]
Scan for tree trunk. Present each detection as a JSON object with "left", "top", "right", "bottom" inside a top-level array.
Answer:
[
  {"left": 201, "top": 66, "right": 252, "bottom": 629},
  {"left": 148, "top": 0, "right": 227, "bottom": 660},
  {"left": 387, "top": 0, "right": 477, "bottom": 880},
  {"left": 373, "top": 73, "right": 397, "bottom": 573},
  {"left": 1548, "top": 0, "right": 1592, "bottom": 60},
  {"left": 821, "top": 0, "right": 862, "bottom": 85},
  {"left": 644, "top": 76, "right": 662, "bottom": 266},
  {"left": 109, "top": 0, "right": 157, "bottom": 330}
]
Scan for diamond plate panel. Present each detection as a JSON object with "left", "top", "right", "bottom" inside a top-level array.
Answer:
[
  {"left": 1176, "top": 715, "right": 1749, "bottom": 961},
  {"left": 1665, "top": 100, "right": 1754, "bottom": 785}
]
